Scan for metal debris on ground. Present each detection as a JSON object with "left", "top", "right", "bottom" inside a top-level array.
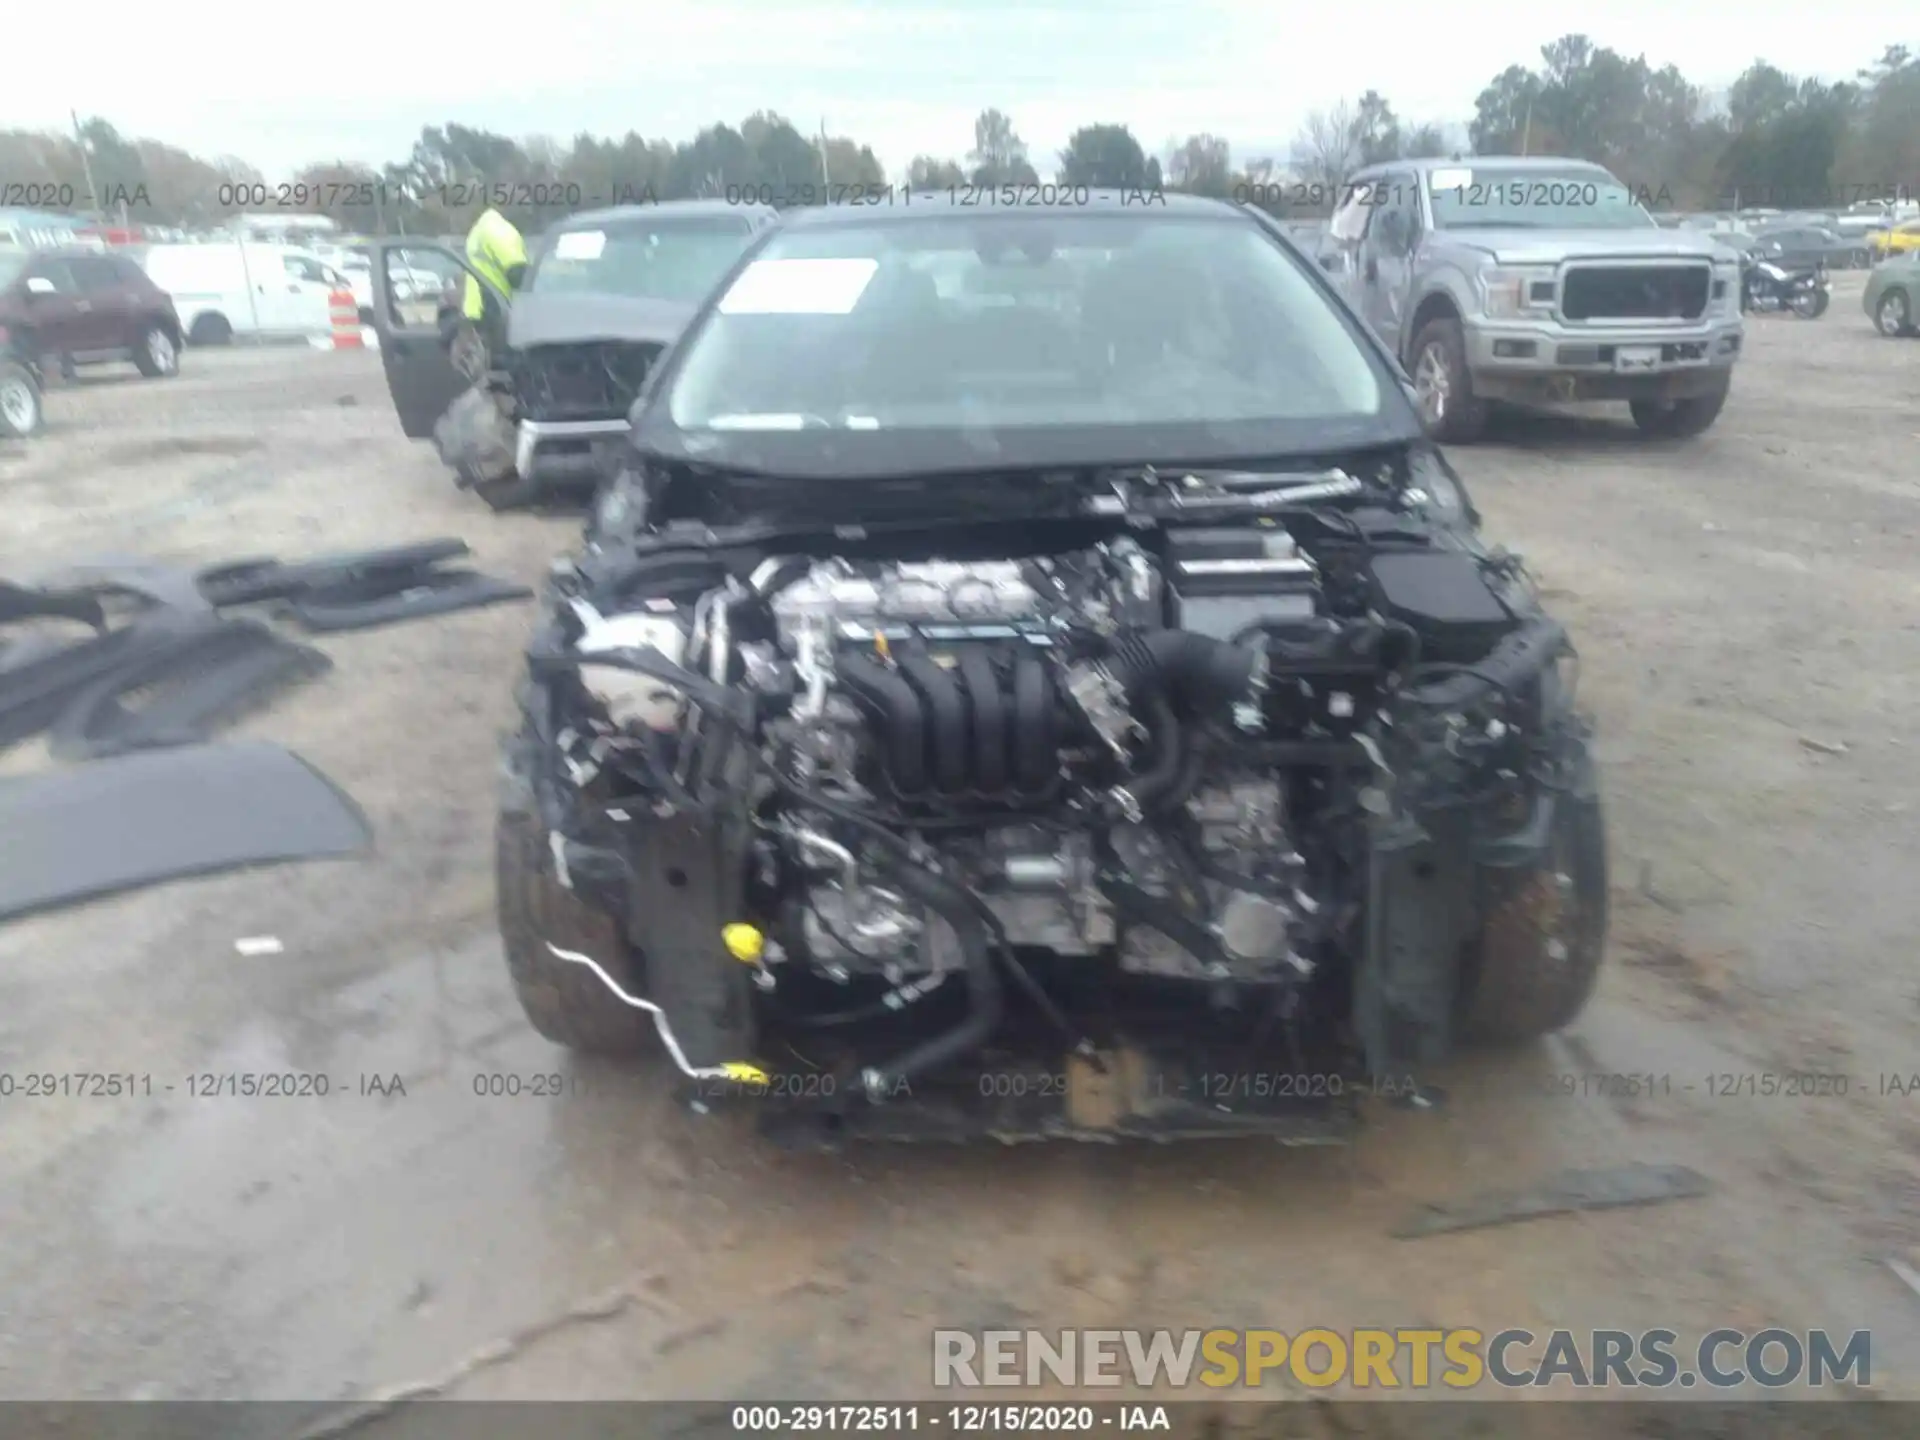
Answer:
[{"left": 1391, "top": 1162, "right": 1712, "bottom": 1239}]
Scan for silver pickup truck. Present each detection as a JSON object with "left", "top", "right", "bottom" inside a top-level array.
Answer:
[{"left": 1324, "top": 156, "right": 1745, "bottom": 442}]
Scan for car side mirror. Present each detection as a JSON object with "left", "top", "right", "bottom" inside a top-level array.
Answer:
[{"left": 25, "top": 277, "right": 56, "bottom": 297}]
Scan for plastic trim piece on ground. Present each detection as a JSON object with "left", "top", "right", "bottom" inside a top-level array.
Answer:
[
  {"left": 46, "top": 616, "right": 333, "bottom": 761},
  {"left": 0, "top": 616, "right": 206, "bottom": 753},
  {"left": 0, "top": 740, "right": 372, "bottom": 922},
  {"left": 288, "top": 569, "right": 534, "bottom": 633},
  {"left": 196, "top": 539, "right": 471, "bottom": 607}
]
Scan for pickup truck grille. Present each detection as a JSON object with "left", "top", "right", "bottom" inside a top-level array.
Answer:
[
  {"left": 1561, "top": 264, "right": 1710, "bottom": 322},
  {"left": 513, "top": 342, "right": 662, "bottom": 422}
]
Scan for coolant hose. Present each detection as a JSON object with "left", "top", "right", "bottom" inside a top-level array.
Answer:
[
  {"left": 1122, "top": 691, "right": 1190, "bottom": 815},
  {"left": 857, "top": 857, "right": 1003, "bottom": 1102}
]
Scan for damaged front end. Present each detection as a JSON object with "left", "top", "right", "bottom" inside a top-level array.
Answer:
[
  {"left": 499, "top": 460, "right": 1605, "bottom": 1146},
  {"left": 508, "top": 341, "right": 665, "bottom": 486}
]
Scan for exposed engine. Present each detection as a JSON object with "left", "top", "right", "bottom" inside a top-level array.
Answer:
[{"left": 525, "top": 469, "right": 1595, "bottom": 1124}]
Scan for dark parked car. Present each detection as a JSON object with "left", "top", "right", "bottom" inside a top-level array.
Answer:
[
  {"left": 0, "top": 248, "right": 184, "bottom": 380},
  {"left": 492, "top": 192, "right": 1608, "bottom": 1146},
  {"left": 1750, "top": 225, "right": 1863, "bottom": 271},
  {"left": 366, "top": 202, "right": 779, "bottom": 510}
]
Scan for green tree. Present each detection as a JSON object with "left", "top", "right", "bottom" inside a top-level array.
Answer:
[
  {"left": 1058, "top": 124, "right": 1153, "bottom": 188},
  {"left": 1353, "top": 91, "right": 1402, "bottom": 165},
  {"left": 907, "top": 155, "right": 966, "bottom": 189},
  {"left": 967, "top": 108, "right": 1038, "bottom": 185},
  {"left": 1167, "top": 134, "right": 1231, "bottom": 195}
]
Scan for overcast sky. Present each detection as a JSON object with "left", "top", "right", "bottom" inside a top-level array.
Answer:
[{"left": 8, "top": 1, "right": 1903, "bottom": 180}]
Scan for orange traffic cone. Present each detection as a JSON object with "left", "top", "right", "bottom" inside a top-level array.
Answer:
[{"left": 327, "top": 289, "right": 365, "bottom": 349}]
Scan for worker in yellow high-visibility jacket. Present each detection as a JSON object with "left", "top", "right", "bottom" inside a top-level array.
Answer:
[{"left": 440, "top": 206, "right": 528, "bottom": 377}]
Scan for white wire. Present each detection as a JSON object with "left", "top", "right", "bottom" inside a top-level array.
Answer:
[{"left": 543, "top": 943, "right": 758, "bottom": 1082}]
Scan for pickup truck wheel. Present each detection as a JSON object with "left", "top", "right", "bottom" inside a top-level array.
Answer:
[
  {"left": 498, "top": 805, "right": 657, "bottom": 1056},
  {"left": 1629, "top": 373, "right": 1730, "bottom": 438},
  {"left": 1460, "top": 795, "right": 1609, "bottom": 1047},
  {"left": 0, "top": 361, "right": 43, "bottom": 438},
  {"left": 1408, "top": 318, "right": 1487, "bottom": 443},
  {"left": 1874, "top": 288, "right": 1913, "bottom": 337},
  {"left": 133, "top": 325, "right": 180, "bottom": 378}
]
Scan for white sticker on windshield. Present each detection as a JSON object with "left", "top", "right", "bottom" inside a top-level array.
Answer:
[
  {"left": 553, "top": 230, "right": 606, "bottom": 260},
  {"left": 1427, "top": 168, "right": 1473, "bottom": 192},
  {"left": 718, "top": 258, "right": 878, "bottom": 315}
]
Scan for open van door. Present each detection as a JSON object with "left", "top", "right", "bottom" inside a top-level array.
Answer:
[{"left": 367, "top": 241, "right": 508, "bottom": 439}]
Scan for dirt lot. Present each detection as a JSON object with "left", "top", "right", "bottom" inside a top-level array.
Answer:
[{"left": 2, "top": 290, "right": 1918, "bottom": 1427}]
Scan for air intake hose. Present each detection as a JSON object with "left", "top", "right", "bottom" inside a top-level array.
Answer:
[{"left": 1104, "top": 629, "right": 1263, "bottom": 717}]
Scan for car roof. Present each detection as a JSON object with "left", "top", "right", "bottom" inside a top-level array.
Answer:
[
  {"left": 1354, "top": 156, "right": 1615, "bottom": 178},
  {"left": 552, "top": 199, "right": 778, "bottom": 229},
  {"left": 777, "top": 189, "right": 1242, "bottom": 228}
]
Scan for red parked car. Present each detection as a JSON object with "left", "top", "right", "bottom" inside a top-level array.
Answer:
[{"left": 0, "top": 248, "right": 184, "bottom": 381}]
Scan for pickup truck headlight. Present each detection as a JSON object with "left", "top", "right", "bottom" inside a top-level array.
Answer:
[{"left": 1479, "top": 266, "right": 1558, "bottom": 319}]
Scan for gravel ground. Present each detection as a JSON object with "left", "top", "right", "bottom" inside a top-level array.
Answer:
[{"left": 1, "top": 293, "right": 1917, "bottom": 1429}]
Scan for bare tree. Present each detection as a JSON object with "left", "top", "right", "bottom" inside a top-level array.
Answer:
[{"left": 1291, "top": 99, "right": 1362, "bottom": 194}]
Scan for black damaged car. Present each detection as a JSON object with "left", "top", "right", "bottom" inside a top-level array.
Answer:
[
  {"left": 367, "top": 201, "right": 779, "bottom": 510},
  {"left": 497, "top": 192, "right": 1608, "bottom": 1146}
]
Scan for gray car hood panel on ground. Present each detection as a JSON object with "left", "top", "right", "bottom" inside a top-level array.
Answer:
[
  {"left": 1442, "top": 227, "right": 1735, "bottom": 266},
  {"left": 506, "top": 292, "right": 696, "bottom": 350},
  {"left": 0, "top": 740, "right": 370, "bottom": 921}
]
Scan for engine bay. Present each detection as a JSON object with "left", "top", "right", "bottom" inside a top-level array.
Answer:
[{"left": 513, "top": 462, "right": 1598, "bottom": 1133}]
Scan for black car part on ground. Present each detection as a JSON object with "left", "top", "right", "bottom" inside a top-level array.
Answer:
[
  {"left": 2, "top": 539, "right": 525, "bottom": 757},
  {"left": 502, "top": 455, "right": 1602, "bottom": 1143},
  {"left": 0, "top": 617, "right": 203, "bottom": 752},
  {"left": 0, "top": 579, "right": 106, "bottom": 632},
  {"left": 195, "top": 539, "right": 471, "bottom": 606},
  {"left": 287, "top": 568, "right": 533, "bottom": 634},
  {"left": 46, "top": 615, "right": 332, "bottom": 761},
  {"left": 0, "top": 741, "right": 371, "bottom": 922}
]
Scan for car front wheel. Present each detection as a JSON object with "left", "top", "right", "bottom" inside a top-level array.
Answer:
[
  {"left": 0, "top": 360, "right": 43, "bottom": 438},
  {"left": 1407, "top": 317, "right": 1488, "bottom": 444},
  {"left": 134, "top": 325, "right": 179, "bottom": 379},
  {"left": 1875, "top": 288, "right": 1913, "bottom": 337},
  {"left": 498, "top": 789, "right": 657, "bottom": 1057}
]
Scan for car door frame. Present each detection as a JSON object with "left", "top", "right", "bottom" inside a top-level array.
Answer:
[
  {"left": 18, "top": 256, "right": 107, "bottom": 359},
  {"left": 65, "top": 253, "right": 142, "bottom": 358},
  {"left": 1355, "top": 169, "right": 1422, "bottom": 358},
  {"left": 367, "top": 239, "right": 509, "bottom": 440}
]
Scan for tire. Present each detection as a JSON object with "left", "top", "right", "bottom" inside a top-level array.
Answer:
[
  {"left": 0, "top": 360, "right": 43, "bottom": 438},
  {"left": 188, "top": 313, "right": 233, "bottom": 347},
  {"left": 497, "top": 803, "right": 657, "bottom": 1056},
  {"left": 1459, "top": 794, "right": 1609, "bottom": 1047},
  {"left": 1406, "top": 317, "right": 1487, "bottom": 444},
  {"left": 133, "top": 324, "right": 180, "bottom": 378},
  {"left": 471, "top": 467, "right": 545, "bottom": 512},
  {"left": 1630, "top": 373, "right": 1730, "bottom": 438},
  {"left": 1874, "top": 287, "right": 1914, "bottom": 338},
  {"left": 1789, "top": 287, "right": 1829, "bottom": 319}
]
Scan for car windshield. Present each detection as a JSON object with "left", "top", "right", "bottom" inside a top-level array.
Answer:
[
  {"left": 663, "top": 213, "right": 1384, "bottom": 439},
  {"left": 1426, "top": 166, "right": 1656, "bottom": 231},
  {"left": 527, "top": 218, "right": 757, "bottom": 303}
]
